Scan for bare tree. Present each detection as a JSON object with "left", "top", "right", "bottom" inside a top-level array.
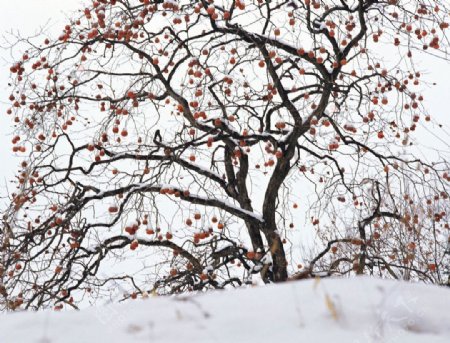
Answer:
[{"left": 1, "top": 0, "right": 450, "bottom": 310}]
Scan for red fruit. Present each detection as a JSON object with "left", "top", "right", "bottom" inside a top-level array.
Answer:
[
  {"left": 108, "top": 206, "right": 118, "bottom": 213},
  {"left": 377, "top": 131, "right": 384, "bottom": 139},
  {"left": 125, "top": 224, "right": 139, "bottom": 235},
  {"left": 407, "top": 242, "right": 416, "bottom": 250},
  {"left": 130, "top": 239, "right": 139, "bottom": 250},
  {"left": 206, "top": 5, "right": 215, "bottom": 15}
]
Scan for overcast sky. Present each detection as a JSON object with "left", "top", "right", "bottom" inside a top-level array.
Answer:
[{"left": 0, "top": 0, "right": 449, "bottom": 196}]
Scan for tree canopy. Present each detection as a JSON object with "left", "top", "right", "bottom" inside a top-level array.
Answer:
[{"left": 1, "top": 0, "right": 450, "bottom": 310}]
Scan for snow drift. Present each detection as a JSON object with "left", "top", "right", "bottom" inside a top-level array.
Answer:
[{"left": 1, "top": 277, "right": 449, "bottom": 343}]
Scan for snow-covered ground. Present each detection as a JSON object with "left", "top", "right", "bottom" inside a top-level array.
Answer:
[{"left": 1, "top": 277, "right": 449, "bottom": 343}]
